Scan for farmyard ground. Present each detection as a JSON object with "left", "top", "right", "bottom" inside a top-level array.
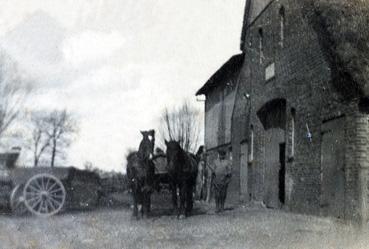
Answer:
[{"left": 1, "top": 192, "right": 369, "bottom": 249}]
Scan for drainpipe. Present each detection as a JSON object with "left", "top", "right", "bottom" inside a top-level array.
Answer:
[{"left": 355, "top": 112, "right": 368, "bottom": 226}]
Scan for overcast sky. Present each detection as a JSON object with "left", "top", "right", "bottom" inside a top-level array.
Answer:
[{"left": 0, "top": 0, "right": 245, "bottom": 172}]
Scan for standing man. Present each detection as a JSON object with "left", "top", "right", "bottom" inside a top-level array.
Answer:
[{"left": 212, "top": 150, "right": 232, "bottom": 213}]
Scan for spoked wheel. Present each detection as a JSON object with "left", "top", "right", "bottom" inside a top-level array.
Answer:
[
  {"left": 23, "top": 173, "right": 66, "bottom": 217},
  {"left": 10, "top": 184, "right": 28, "bottom": 216}
]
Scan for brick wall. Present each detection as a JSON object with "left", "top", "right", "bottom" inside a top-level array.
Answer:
[
  {"left": 202, "top": 67, "right": 240, "bottom": 205},
  {"left": 205, "top": 77, "right": 237, "bottom": 149},
  {"left": 231, "top": 0, "right": 369, "bottom": 220}
]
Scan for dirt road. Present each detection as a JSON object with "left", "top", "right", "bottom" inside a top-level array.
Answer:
[{"left": 1, "top": 199, "right": 368, "bottom": 249}]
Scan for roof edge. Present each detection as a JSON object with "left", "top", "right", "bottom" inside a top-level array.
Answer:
[{"left": 196, "top": 53, "right": 245, "bottom": 96}]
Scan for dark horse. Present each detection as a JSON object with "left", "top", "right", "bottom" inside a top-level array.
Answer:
[
  {"left": 126, "top": 130, "right": 155, "bottom": 218},
  {"left": 165, "top": 140, "right": 198, "bottom": 219}
]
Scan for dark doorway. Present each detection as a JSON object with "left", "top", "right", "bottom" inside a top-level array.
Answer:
[
  {"left": 247, "top": 163, "right": 253, "bottom": 201},
  {"left": 279, "top": 143, "right": 286, "bottom": 205},
  {"left": 259, "top": 98, "right": 287, "bottom": 209}
]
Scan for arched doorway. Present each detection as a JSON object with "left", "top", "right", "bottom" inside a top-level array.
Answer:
[{"left": 257, "top": 98, "right": 286, "bottom": 208}]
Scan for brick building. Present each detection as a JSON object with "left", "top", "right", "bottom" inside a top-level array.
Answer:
[
  {"left": 196, "top": 54, "right": 243, "bottom": 203},
  {"left": 197, "top": 0, "right": 369, "bottom": 222}
]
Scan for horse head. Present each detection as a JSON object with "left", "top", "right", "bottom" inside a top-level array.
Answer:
[
  {"left": 138, "top": 130, "right": 155, "bottom": 161},
  {"left": 165, "top": 140, "right": 184, "bottom": 172}
]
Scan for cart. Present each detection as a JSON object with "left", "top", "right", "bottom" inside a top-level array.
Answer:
[{"left": 6, "top": 167, "right": 101, "bottom": 217}]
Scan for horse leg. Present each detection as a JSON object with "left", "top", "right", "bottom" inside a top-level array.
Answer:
[
  {"left": 185, "top": 181, "right": 194, "bottom": 216},
  {"left": 178, "top": 183, "right": 186, "bottom": 219},
  {"left": 220, "top": 187, "right": 224, "bottom": 212},
  {"left": 132, "top": 192, "right": 139, "bottom": 218},
  {"left": 221, "top": 185, "right": 228, "bottom": 212},
  {"left": 138, "top": 190, "right": 144, "bottom": 218},
  {"left": 130, "top": 181, "right": 139, "bottom": 218},
  {"left": 142, "top": 191, "right": 150, "bottom": 218},
  {"left": 214, "top": 185, "right": 221, "bottom": 213},
  {"left": 190, "top": 176, "right": 196, "bottom": 211},
  {"left": 216, "top": 196, "right": 221, "bottom": 213},
  {"left": 171, "top": 182, "right": 178, "bottom": 215},
  {"left": 147, "top": 193, "right": 151, "bottom": 213}
]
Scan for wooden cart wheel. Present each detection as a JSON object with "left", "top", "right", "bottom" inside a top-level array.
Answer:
[
  {"left": 10, "top": 184, "right": 28, "bottom": 216},
  {"left": 23, "top": 173, "right": 66, "bottom": 217}
]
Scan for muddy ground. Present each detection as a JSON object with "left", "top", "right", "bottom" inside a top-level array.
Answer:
[{"left": 0, "top": 192, "right": 369, "bottom": 249}]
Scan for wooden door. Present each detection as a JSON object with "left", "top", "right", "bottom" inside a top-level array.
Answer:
[
  {"left": 321, "top": 118, "right": 345, "bottom": 218},
  {"left": 247, "top": 163, "right": 253, "bottom": 201},
  {"left": 264, "top": 128, "right": 285, "bottom": 208},
  {"left": 240, "top": 143, "right": 248, "bottom": 200}
]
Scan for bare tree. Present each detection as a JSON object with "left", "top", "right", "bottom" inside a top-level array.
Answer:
[
  {"left": 27, "top": 111, "right": 52, "bottom": 167},
  {"left": 26, "top": 109, "right": 78, "bottom": 167},
  {"left": 44, "top": 109, "right": 78, "bottom": 167},
  {"left": 0, "top": 51, "right": 32, "bottom": 139},
  {"left": 159, "top": 101, "right": 202, "bottom": 153},
  {"left": 84, "top": 161, "right": 104, "bottom": 175},
  {"left": 84, "top": 161, "right": 94, "bottom": 171}
]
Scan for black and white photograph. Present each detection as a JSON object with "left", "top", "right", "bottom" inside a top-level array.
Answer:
[{"left": 0, "top": 0, "right": 369, "bottom": 248}]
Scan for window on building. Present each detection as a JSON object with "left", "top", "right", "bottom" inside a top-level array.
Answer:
[
  {"left": 290, "top": 108, "right": 296, "bottom": 158},
  {"left": 258, "top": 28, "right": 264, "bottom": 64},
  {"left": 249, "top": 125, "right": 254, "bottom": 162},
  {"left": 229, "top": 147, "right": 233, "bottom": 161},
  {"left": 218, "top": 151, "right": 224, "bottom": 160},
  {"left": 226, "top": 81, "right": 233, "bottom": 94},
  {"left": 265, "top": 62, "right": 275, "bottom": 81},
  {"left": 359, "top": 97, "right": 369, "bottom": 114},
  {"left": 279, "top": 6, "right": 285, "bottom": 48}
]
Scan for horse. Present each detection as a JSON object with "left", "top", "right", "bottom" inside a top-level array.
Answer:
[
  {"left": 126, "top": 130, "right": 155, "bottom": 218},
  {"left": 165, "top": 140, "right": 198, "bottom": 219}
]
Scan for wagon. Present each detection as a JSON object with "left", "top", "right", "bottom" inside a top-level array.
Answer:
[
  {"left": 3, "top": 167, "right": 101, "bottom": 217},
  {"left": 152, "top": 154, "right": 171, "bottom": 191}
]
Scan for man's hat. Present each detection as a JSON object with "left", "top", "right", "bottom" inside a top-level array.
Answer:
[{"left": 218, "top": 149, "right": 227, "bottom": 158}]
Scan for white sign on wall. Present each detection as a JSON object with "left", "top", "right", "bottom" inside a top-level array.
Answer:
[{"left": 265, "top": 62, "right": 275, "bottom": 81}]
